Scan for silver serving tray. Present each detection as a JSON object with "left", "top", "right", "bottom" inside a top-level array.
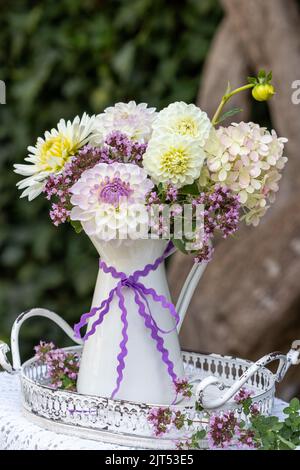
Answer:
[
  {"left": 1, "top": 309, "right": 299, "bottom": 449},
  {"left": 19, "top": 347, "right": 275, "bottom": 449}
]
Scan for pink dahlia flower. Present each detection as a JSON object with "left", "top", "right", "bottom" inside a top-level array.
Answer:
[{"left": 70, "top": 162, "right": 153, "bottom": 240}]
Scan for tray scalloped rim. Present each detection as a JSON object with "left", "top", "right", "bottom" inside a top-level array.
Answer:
[{"left": 20, "top": 348, "right": 276, "bottom": 449}]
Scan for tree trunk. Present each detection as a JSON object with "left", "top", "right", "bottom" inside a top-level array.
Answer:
[
  {"left": 220, "top": 0, "right": 300, "bottom": 194},
  {"left": 197, "top": 16, "right": 251, "bottom": 123},
  {"left": 168, "top": 0, "right": 300, "bottom": 399}
]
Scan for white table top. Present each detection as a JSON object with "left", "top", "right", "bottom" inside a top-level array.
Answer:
[{"left": 0, "top": 371, "right": 288, "bottom": 450}]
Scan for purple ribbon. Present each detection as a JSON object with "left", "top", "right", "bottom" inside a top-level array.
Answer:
[{"left": 74, "top": 241, "right": 180, "bottom": 399}]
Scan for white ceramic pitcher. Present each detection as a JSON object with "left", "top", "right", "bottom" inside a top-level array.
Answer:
[{"left": 77, "top": 237, "right": 206, "bottom": 404}]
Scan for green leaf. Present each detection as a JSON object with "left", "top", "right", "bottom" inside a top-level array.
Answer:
[
  {"left": 172, "top": 238, "right": 187, "bottom": 254},
  {"left": 277, "top": 435, "right": 296, "bottom": 450},
  {"left": 247, "top": 76, "right": 257, "bottom": 85},
  {"left": 195, "top": 400, "right": 204, "bottom": 412},
  {"left": 156, "top": 183, "right": 164, "bottom": 196},
  {"left": 241, "top": 397, "right": 252, "bottom": 415},
  {"left": 217, "top": 107, "right": 242, "bottom": 124},
  {"left": 258, "top": 69, "right": 266, "bottom": 79},
  {"left": 61, "top": 376, "right": 75, "bottom": 390},
  {"left": 179, "top": 182, "right": 200, "bottom": 196},
  {"left": 290, "top": 398, "right": 300, "bottom": 411},
  {"left": 194, "top": 429, "right": 206, "bottom": 440},
  {"left": 70, "top": 220, "right": 83, "bottom": 234},
  {"left": 272, "top": 423, "right": 284, "bottom": 432}
]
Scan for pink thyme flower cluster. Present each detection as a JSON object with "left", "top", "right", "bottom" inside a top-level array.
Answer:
[
  {"left": 207, "top": 403, "right": 259, "bottom": 449},
  {"left": 105, "top": 130, "right": 147, "bottom": 164},
  {"left": 234, "top": 387, "right": 253, "bottom": 404},
  {"left": 146, "top": 184, "right": 178, "bottom": 205},
  {"left": 147, "top": 190, "right": 160, "bottom": 205},
  {"left": 234, "top": 387, "right": 260, "bottom": 416},
  {"left": 236, "top": 428, "right": 257, "bottom": 449},
  {"left": 193, "top": 185, "right": 241, "bottom": 263},
  {"left": 147, "top": 203, "right": 183, "bottom": 238},
  {"left": 174, "top": 378, "right": 193, "bottom": 398},
  {"left": 43, "top": 145, "right": 108, "bottom": 226},
  {"left": 146, "top": 185, "right": 181, "bottom": 238},
  {"left": 148, "top": 407, "right": 185, "bottom": 437},
  {"left": 194, "top": 243, "right": 214, "bottom": 264},
  {"left": 34, "top": 340, "right": 55, "bottom": 361},
  {"left": 165, "top": 184, "right": 178, "bottom": 202},
  {"left": 34, "top": 341, "right": 79, "bottom": 391},
  {"left": 148, "top": 391, "right": 262, "bottom": 449},
  {"left": 49, "top": 203, "right": 71, "bottom": 226},
  {"left": 147, "top": 203, "right": 170, "bottom": 238},
  {"left": 207, "top": 411, "right": 240, "bottom": 449}
]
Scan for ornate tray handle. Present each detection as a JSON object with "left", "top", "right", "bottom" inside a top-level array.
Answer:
[
  {"left": 0, "top": 308, "right": 83, "bottom": 374},
  {"left": 196, "top": 341, "right": 300, "bottom": 410}
]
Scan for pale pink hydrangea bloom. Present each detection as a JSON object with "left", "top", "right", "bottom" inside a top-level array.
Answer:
[{"left": 203, "top": 122, "right": 288, "bottom": 225}]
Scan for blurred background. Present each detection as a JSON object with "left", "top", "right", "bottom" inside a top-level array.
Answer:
[{"left": 0, "top": 0, "right": 299, "bottom": 399}]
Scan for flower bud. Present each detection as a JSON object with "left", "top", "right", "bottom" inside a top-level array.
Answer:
[{"left": 252, "top": 83, "right": 275, "bottom": 102}]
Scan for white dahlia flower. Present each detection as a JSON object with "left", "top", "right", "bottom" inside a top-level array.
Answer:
[
  {"left": 143, "top": 134, "right": 205, "bottom": 188},
  {"left": 90, "top": 101, "right": 157, "bottom": 145},
  {"left": 14, "top": 113, "right": 96, "bottom": 201},
  {"left": 152, "top": 101, "right": 211, "bottom": 146},
  {"left": 70, "top": 162, "right": 153, "bottom": 240}
]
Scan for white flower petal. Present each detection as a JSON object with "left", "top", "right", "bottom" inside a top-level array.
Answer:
[{"left": 14, "top": 113, "right": 96, "bottom": 201}]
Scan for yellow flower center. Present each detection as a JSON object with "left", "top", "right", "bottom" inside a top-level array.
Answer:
[
  {"left": 175, "top": 118, "right": 197, "bottom": 137},
  {"left": 38, "top": 135, "right": 78, "bottom": 172},
  {"left": 161, "top": 146, "right": 189, "bottom": 175}
]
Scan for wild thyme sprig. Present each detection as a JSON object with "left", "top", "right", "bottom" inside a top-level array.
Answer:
[{"left": 148, "top": 385, "right": 300, "bottom": 450}]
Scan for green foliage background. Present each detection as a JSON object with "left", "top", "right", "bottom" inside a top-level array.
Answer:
[{"left": 0, "top": 0, "right": 222, "bottom": 359}]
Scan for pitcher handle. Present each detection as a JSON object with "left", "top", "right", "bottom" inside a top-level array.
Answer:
[
  {"left": 165, "top": 247, "right": 208, "bottom": 333},
  {"left": 0, "top": 308, "right": 83, "bottom": 374},
  {"left": 175, "top": 262, "right": 208, "bottom": 332}
]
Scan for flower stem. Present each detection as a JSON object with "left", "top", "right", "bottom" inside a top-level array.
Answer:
[{"left": 212, "top": 83, "right": 254, "bottom": 126}]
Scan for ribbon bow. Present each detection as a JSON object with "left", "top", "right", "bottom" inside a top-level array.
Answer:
[{"left": 74, "top": 241, "right": 180, "bottom": 399}]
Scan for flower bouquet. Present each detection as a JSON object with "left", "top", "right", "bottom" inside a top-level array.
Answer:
[{"left": 14, "top": 71, "right": 287, "bottom": 404}]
